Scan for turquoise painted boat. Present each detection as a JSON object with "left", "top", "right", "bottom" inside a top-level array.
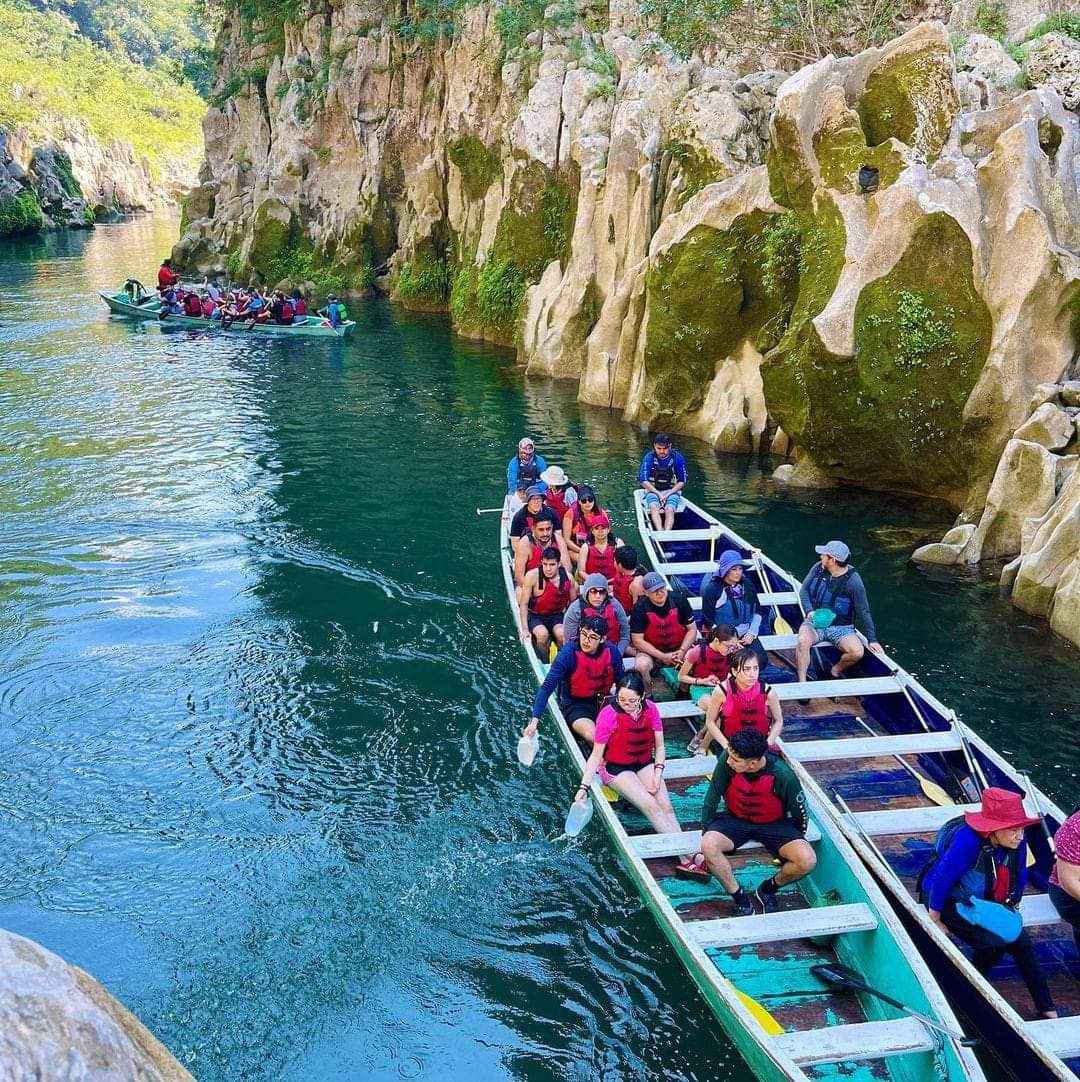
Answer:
[
  {"left": 98, "top": 288, "right": 357, "bottom": 338},
  {"left": 632, "top": 491, "right": 1080, "bottom": 1080},
  {"left": 500, "top": 502, "right": 983, "bottom": 1082}
]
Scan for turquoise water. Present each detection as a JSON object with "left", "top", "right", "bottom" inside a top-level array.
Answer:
[{"left": 0, "top": 217, "right": 1076, "bottom": 1081}]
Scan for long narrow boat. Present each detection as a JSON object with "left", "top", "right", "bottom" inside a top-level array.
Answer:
[
  {"left": 98, "top": 289, "right": 357, "bottom": 338},
  {"left": 632, "top": 491, "right": 1080, "bottom": 1080},
  {"left": 499, "top": 503, "right": 983, "bottom": 1082}
]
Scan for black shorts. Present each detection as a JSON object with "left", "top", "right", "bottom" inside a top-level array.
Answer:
[
  {"left": 527, "top": 611, "right": 565, "bottom": 634},
  {"left": 704, "top": 814, "right": 804, "bottom": 856},
  {"left": 605, "top": 759, "right": 653, "bottom": 777},
  {"left": 561, "top": 698, "right": 599, "bottom": 724}
]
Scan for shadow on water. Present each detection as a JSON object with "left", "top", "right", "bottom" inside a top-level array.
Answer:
[{"left": 0, "top": 223, "right": 1075, "bottom": 1081}]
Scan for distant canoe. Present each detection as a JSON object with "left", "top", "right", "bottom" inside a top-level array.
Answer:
[{"left": 98, "top": 290, "right": 357, "bottom": 338}]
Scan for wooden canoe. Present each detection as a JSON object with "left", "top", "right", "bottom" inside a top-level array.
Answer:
[
  {"left": 633, "top": 490, "right": 1079, "bottom": 1080},
  {"left": 98, "top": 289, "right": 357, "bottom": 338},
  {"left": 500, "top": 500, "right": 983, "bottom": 1082}
]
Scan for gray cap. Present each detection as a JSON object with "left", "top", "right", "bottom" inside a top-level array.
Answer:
[
  {"left": 582, "top": 573, "right": 609, "bottom": 594},
  {"left": 642, "top": 571, "right": 667, "bottom": 592},
  {"left": 815, "top": 540, "right": 851, "bottom": 561},
  {"left": 525, "top": 485, "right": 544, "bottom": 499}
]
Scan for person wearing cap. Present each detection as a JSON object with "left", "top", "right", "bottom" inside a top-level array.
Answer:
[
  {"left": 518, "top": 545, "right": 578, "bottom": 658},
  {"left": 563, "top": 573, "right": 630, "bottom": 656},
  {"left": 540, "top": 465, "right": 576, "bottom": 523},
  {"left": 639, "top": 433, "right": 687, "bottom": 532},
  {"left": 576, "top": 513, "right": 624, "bottom": 584},
  {"left": 1049, "top": 807, "right": 1080, "bottom": 960},
  {"left": 523, "top": 615, "right": 625, "bottom": 743},
  {"left": 922, "top": 788, "right": 1057, "bottom": 1019},
  {"left": 700, "top": 548, "right": 768, "bottom": 669},
  {"left": 563, "top": 484, "right": 608, "bottom": 559},
  {"left": 795, "top": 540, "right": 882, "bottom": 684},
  {"left": 629, "top": 572, "right": 697, "bottom": 693},
  {"left": 513, "top": 514, "right": 573, "bottom": 586},
  {"left": 509, "top": 486, "right": 561, "bottom": 555},
  {"left": 507, "top": 438, "right": 548, "bottom": 508},
  {"left": 317, "top": 293, "right": 348, "bottom": 328}
]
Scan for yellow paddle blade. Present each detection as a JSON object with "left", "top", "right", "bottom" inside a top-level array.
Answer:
[
  {"left": 601, "top": 784, "right": 619, "bottom": 803},
  {"left": 917, "top": 774, "right": 955, "bottom": 808},
  {"left": 773, "top": 613, "right": 794, "bottom": 636},
  {"left": 726, "top": 980, "right": 784, "bottom": 1034},
  {"left": 548, "top": 641, "right": 558, "bottom": 663},
  {"left": 1027, "top": 846, "right": 1036, "bottom": 868}
]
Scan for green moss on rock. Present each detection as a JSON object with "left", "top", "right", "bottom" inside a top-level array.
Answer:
[
  {"left": 766, "top": 113, "right": 816, "bottom": 213},
  {"left": 247, "top": 200, "right": 291, "bottom": 277},
  {"left": 397, "top": 239, "right": 451, "bottom": 310},
  {"left": 857, "top": 40, "right": 958, "bottom": 162},
  {"left": 491, "top": 161, "right": 577, "bottom": 278},
  {"left": 813, "top": 113, "right": 905, "bottom": 193},
  {"left": 447, "top": 136, "right": 501, "bottom": 201},
  {"left": 665, "top": 141, "right": 729, "bottom": 207},
  {"left": 0, "top": 189, "right": 45, "bottom": 236}
]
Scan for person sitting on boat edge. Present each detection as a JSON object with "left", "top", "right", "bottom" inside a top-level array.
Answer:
[
  {"left": 318, "top": 294, "right": 348, "bottom": 327},
  {"left": 158, "top": 287, "right": 183, "bottom": 317},
  {"left": 701, "top": 549, "right": 768, "bottom": 671},
  {"left": 200, "top": 291, "right": 217, "bottom": 319},
  {"left": 611, "top": 545, "right": 648, "bottom": 616},
  {"left": 919, "top": 787, "right": 1058, "bottom": 1019},
  {"left": 291, "top": 289, "right": 307, "bottom": 320},
  {"left": 639, "top": 432, "right": 686, "bottom": 532},
  {"left": 507, "top": 437, "right": 547, "bottom": 510},
  {"left": 694, "top": 728, "right": 815, "bottom": 916},
  {"left": 575, "top": 672, "right": 705, "bottom": 880},
  {"left": 563, "top": 484, "right": 606, "bottom": 560},
  {"left": 576, "top": 513, "right": 623, "bottom": 584},
  {"left": 795, "top": 540, "right": 882, "bottom": 684},
  {"left": 510, "top": 486, "right": 561, "bottom": 558},
  {"left": 271, "top": 290, "right": 296, "bottom": 325},
  {"left": 563, "top": 574, "right": 630, "bottom": 657},
  {"left": 1050, "top": 806, "right": 1080, "bottom": 959},
  {"left": 245, "top": 289, "right": 271, "bottom": 326},
  {"left": 523, "top": 615, "right": 623, "bottom": 744},
  {"left": 687, "top": 646, "right": 784, "bottom": 757},
  {"left": 157, "top": 258, "right": 179, "bottom": 291},
  {"left": 518, "top": 546, "right": 578, "bottom": 659},
  {"left": 182, "top": 290, "right": 202, "bottom": 317},
  {"left": 629, "top": 572, "right": 697, "bottom": 694},
  {"left": 513, "top": 515, "right": 572, "bottom": 587}
]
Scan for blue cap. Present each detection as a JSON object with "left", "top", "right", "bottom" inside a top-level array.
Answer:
[
  {"left": 642, "top": 571, "right": 666, "bottom": 592},
  {"left": 716, "top": 549, "right": 742, "bottom": 577},
  {"left": 815, "top": 540, "right": 851, "bottom": 561}
]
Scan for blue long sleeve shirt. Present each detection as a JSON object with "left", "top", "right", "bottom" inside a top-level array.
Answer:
[
  {"left": 531, "top": 641, "right": 624, "bottom": 717},
  {"left": 924, "top": 824, "right": 1028, "bottom": 912},
  {"left": 638, "top": 450, "right": 686, "bottom": 486},
  {"left": 507, "top": 453, "right": 548, "bottom": 495}
]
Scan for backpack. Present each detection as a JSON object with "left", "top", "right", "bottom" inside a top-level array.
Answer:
[
  {"left": 915, "top": 816, "right": 1019, "bottom": 907},
  {"left": 915, "top": 815, "right": 967, "bottom": 905}
]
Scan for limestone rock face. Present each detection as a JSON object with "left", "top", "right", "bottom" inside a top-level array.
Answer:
[
  {"left": 1013, "top": 401, "right": 1075, "bottom": 450},
  {"left": 911, "top": 523, "right": 977, "bottom": 565},
  {"left": 1023, "top": 33, "right": 1080, "bottom": 111},
  {"left": 956, "top": 33, "right": 1021, "bottom": 90},
  {"left": 0, "top": 928, "right": 193, "bottom": 1081}
]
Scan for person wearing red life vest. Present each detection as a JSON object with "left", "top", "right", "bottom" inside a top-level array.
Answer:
[
  {"left": 523, "top": 616, "right": 624, "bottom": 743},
  {"left": 562, "top": 484, "right": 607, "bottom": 560},
  {"left": 575, "top": 513, "right": 623, "bottom": 584},
  {"left": 510, "top": 486, "right": 561, "bottom": 558},
  {"left": 157, "top": 258, "right": 179, "bottom": 291},
  {"left": 611, "top": 545, "right": 648, "bottom": 618},
  {"left": 540, "top": 465, "right": 576, "bottom": 524},
  {"left": 513, "top": 515, "right": 572, "bottom": 587},
  {"left": 562, "top": 573, "right": 630, "bottom": 656},
  {"left": 694, "top": 729, "right": 815, "bottom": 916},
  {"left": 678, "top": 624, "right": 740, "bottom": 753},
  {"left": 517, "top": 547, "right": 579, "bottom": 658},
  {"left": 629, "top": 572, "right": 697, "bottom": 693},
  {"left": 690, "top": 646, "right": 783, "bottom": 756}
]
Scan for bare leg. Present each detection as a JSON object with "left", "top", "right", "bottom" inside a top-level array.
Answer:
[
  {"left": 648, "top": 502, "right": 662, "bottom": 531},
  {"left": 829, "top": 633, "right": 864, "bottom": 677},
  {"left": 609, "top": 768, "right": 680, "bottom": 834},
  {"left": 531, "top": 624, "right": 550, "bottom": 661},
  {"left": 701, "top": 830, "right": 739, "bottom": 894},
  {"left": 552, "top": 621, "right": 566, "bottom": 647},
  {"left": 774, "top": 838, "right": 816, "bottom": 886},
  {"left": 663, "top": 502, "right": 676, "bottom": 531},
  {"left": 795, "top": 622, "right": 818, "bottom": 682},
  {"left": 570, "top": 716, "right": 596, "bottom": 743},
  {"left": 633, "top": 652, "right": 654, "bottom": 694}
]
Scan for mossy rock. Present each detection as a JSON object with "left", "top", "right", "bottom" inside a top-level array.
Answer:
[
  {"left": 766, "top": 112, "right": 816, "bottom": 214},
  {"left": 767, "top": 212, "right": 991, "bottom": 497},
  {"left": 640, "top": 212, "right": 801, "bottom": 420},
  {"left": 491, "top": 161, "right": 578, "bottom": 279},
  {"left": 447, "top": 136, "right": 501, "bottom": 202},
  {"left": 0, "top": 189, "right": 45, "bottom": 236},
  {"left": 396, "top": 238, "right": 451, "bottom": 311},
  {"left": 813, "top": 113, "right": 905, "bottom": 193},
  {"left": 857, "top": 39, "right": 958, "bottom": 162},
  {"left": 665, "top": 141, "right": 729, "bottom": 207},
  {"left": 247, "top": 199, "right": 292, "bottom": 277}
]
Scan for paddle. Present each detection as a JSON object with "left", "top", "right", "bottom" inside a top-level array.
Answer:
[
  {"left": 476, "top": 507, "right": 506, "bottom": 515},
  {"left": 810, "top": 963, "right": 978, "bottom": 1046},
  {"left": 851, "top": 715, "right": 954, "bottom": 808},
  {"left": 724, "top": 979, "right": 784, "bottom": 1034}
]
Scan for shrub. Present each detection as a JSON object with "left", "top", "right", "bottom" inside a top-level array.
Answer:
[
  {"left": 0, "top": 189, "right": 45, "bottom": 235},
  {"left": 397, "top": 256, "right": 451, "bottom": 305},
  {"left": 974, "top": 0, "right": 1008, "bottom": 41}
]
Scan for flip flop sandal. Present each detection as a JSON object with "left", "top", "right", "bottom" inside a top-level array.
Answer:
[
  {"left": 675, "top": 855, "right": 711, "bottom": 884},
  {"left": 686, "top": 735, "right": 704, "bottom": 755}
]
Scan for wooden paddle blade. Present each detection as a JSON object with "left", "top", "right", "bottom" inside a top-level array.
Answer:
[
  {"left": 601, "top": 784, "right": 619, "bottom": 803},
  {"left": 726, "top": 980, "right": 784, "bottom": 1034},
  {"left": 773, "top": 614, "right": 794, "bottom": 637},
  {"left": 918, "top": 774, "right": 955, "bottom": 807}
]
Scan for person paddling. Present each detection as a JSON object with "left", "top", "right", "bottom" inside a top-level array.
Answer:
[
  {"left": 518, "top": 546, "right": 577, "bottom": 658},
  {"left": 701, "top": 549, "right": 767, "bottom": 669},
  {"left": 513, "top": 516, "right": 572, "bottom": 586},
  {"left": 524, "top": 616, "right": 623, "bottom": 743},
  {"left": 688, "top": 646, "right": 783, "bottom": 756},
  {"left": 919, "top": 788, "right": 1057, "bottom": 1019},
  {"left": 694, "top": 729, "right": 816, "bottom": 915},
  {"left": 796, "top": 540, "right": 882, "bottom": 684},
  {"left": 639, "top": 432, "right": 687, "bottom": 532},
  {"left": 629, "top": 572, "right": 697, "bottom": 693},
  {"left": 507, "top": 437, "right": 547, "bottom": 509},
  {"left": 563, "top": 485, "right": 606, "bottom": 559},
  {"left": 563, "top": 574, "right": 629, "bottom": 656},
  {"left": 611, "top": 545, "right": 648, "bottom": 616},
  {"left": 318, "top": 294, "right": 348, "bottom": 327},
  {"left": 576, "top": 513, "right": 623, "bottom": 584}
]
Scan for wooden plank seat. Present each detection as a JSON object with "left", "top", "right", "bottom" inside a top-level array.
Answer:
[
  {"left": 1018, "top": 892, "right": 1067, "bottom": 928},
  {"left": 1024, "top": 1016, "right": 1080, "bottom": 1058},
  {"left": 851, "top": 804, "right": 981, "bottom": 836},
  {"left": 652, "top": 530, "right": 751, "bottom": 544},
  {"left": 783, "top": 731, "right": 964, "bottom": 762},
  {"left": 772, "top": 1018, "right": 935, "bottom": 1065},
  {"left": 656, "top": 678, "right": 904, "bottom": 721},
  {"left": 685, "top": 902, "right": 877, "bottom": 948},
  {"left": 630, "top": 821, "right": 823, "bottom": 859}
]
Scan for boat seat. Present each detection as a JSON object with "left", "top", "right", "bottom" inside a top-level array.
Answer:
[
  {"left": 1024, "top": 1016, "right": 1080, "bottom": 1058},
  {"left": 784, "top": 731, "right": 964, "bottom": 762},
  {"left": 652, "top": 530, "right": 749, "bottom": 544},
  {"left": 759, "top": 590, "right": 801, "bottom": 607},
  {"left": 1018, "top": 893, "right": 1065, "bottom": 928},
  {"left": 772, "top": 1018, "right": 935, "bottom": 1065},
  {"left": 662, "top": 756, "right": 717, "bottom": 780},
  {"left": 629, "top": 821, "right": 823, "bottom": 859},
  {"left": 685, "top": 902, "right": 877, "bottom": 948},
  {"left": 851, "top": 804, "right": 981, "bottom": 836}
]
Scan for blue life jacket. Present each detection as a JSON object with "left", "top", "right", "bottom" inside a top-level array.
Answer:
[
  {"left": 806, "top": 565, "right": 856, "bottom": 624},
  {"left": 713, "top": 582, "right": 755, "bottom": 628},
  {"left": 646, "top": 451, "right": 677, "bottom": 490},
  {"left": 917, "top": 819, "right": 1020, "bottom": 905}
]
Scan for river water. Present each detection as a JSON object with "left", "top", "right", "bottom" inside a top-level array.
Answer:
[{"left": 0, "top": 216, "right": 1076, "bottom": 1081}]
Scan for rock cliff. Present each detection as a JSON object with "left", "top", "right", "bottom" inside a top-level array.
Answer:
[
  {"left": 174, "top": 2, "right": 1080, "bottom": 644},
  {"left": 0, "top": 927, "right": 193, "bottom": 1080}
]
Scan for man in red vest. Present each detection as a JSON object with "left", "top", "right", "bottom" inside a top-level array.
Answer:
[{"left": 693, "top": 729, "right": 816, "bottom": 916}]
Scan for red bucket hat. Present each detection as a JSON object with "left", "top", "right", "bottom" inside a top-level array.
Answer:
[{"left": 964, "top": 787, "right": 1041, "bottom": 834}]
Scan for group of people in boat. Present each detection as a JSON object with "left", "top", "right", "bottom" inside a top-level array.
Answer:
[
  {"left": 511, "top": 432, "right": 1080, "bottom": 1019},
  {"left": 151, "top": 259, "right": 348, "bottom": 329}
]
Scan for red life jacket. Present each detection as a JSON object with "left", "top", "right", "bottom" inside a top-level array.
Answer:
[
  {"left": 566, "top": 645, "right": 616, "bottom": 701},
  {"left": 719, "top": 676, "right": 770, "bottom": 739},
  {"left": 724, "top": 760, "right": 785, "bottom": 823},
  {"left": 530, "top": 568, "right": 571, "bottom": 616},
  {"left": 201, "top": 299, "right": 215, "bottom": 318},
  {"left": 545, "top": 488, "right": 571, "bottom": 522},
  {"left": 570, "top": 504, "right": 599, "bottom": 544},
  {"left": 525, "top": 535, "right": 556, "bottom": 572},
  {"left": 612, "top": 569, "right": 639, "bottom": 613},
  {"left": 583, "top": 601, "right": 620, "bottom": 645},
  {"left": 184, "top": 293, "right": 202, "bottom": 316},
  {"left": 643, "top": 601, "right": 685, "bottom": 651},
  {"left": 281, "top": 300, "right": 294, "bottom": 321},
  {"left": 604, "top": 706, "right": 654, "bottom": 768},
  {"left": 294, "top": 298, "right": 307, "bottom": 316},
  {"left": 689, "top": 643, "right": 732, "bottom": 682},
  {"left": 585, "top": 541, "right": 616, "bottom": 580}
]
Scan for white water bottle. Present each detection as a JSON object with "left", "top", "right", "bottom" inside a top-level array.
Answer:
[
  {"left": 516, "top": 733, "right": 539, "bottom": 767},
  {"left": 564, "top": 795, "right": 594, "bottom": 837}
]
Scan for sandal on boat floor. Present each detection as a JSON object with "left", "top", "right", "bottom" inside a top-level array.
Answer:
[
  {"left": 686, "top": 735, "right": 704, "bottom": 755},
  {"left": 675, "top": 854, "right": 711, "bottom": 884}
]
